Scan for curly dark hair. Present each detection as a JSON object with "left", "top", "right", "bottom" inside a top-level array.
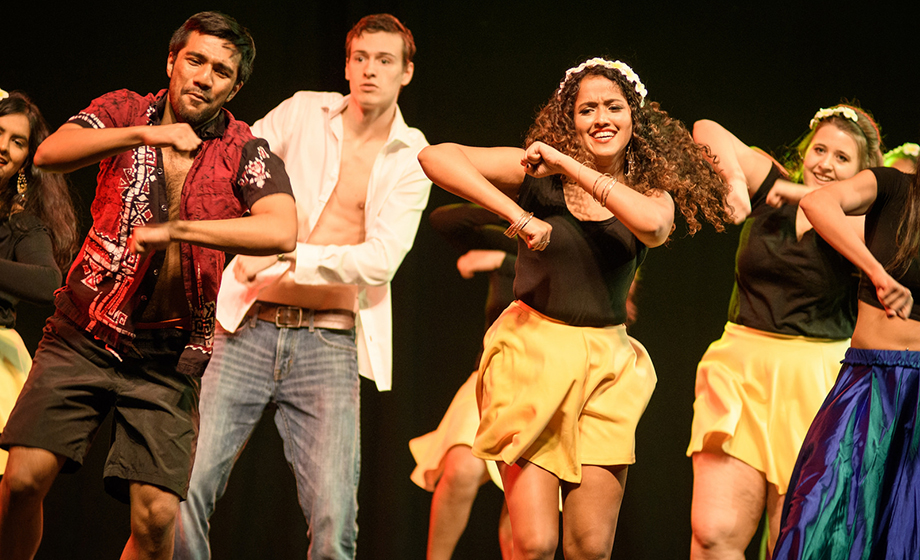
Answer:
[
  {"left": 0, "top": 91, "right": 79, "bottom": 272},
  {"left": 524, "top": 61, "right": 731, "bottom": 236}
]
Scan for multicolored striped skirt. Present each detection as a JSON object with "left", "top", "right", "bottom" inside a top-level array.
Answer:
[{"left": 774, "top": 348, "right": 920, "bottom": 559}]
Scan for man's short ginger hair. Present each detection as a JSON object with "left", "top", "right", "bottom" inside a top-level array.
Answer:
[{"left": 345, "top": 14, "right": 416, "bottom": 66}]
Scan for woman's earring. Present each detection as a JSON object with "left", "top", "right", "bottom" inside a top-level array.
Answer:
[
  {"left": 15, "top": 170, "right": 27, "bottom": 204},
  {"left": 626, "top": 143, "right": 635, "bottom": 177}
]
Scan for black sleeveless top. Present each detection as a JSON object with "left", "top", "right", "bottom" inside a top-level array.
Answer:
[
  {"left": 513, "top": 175, "right": 646, "bottom": 327},
  {"left": 860, "top": 167, "right": 920, "bottom": 321},
  {"left": 727, "top": 165, "right": 858, "bottom": 338}
]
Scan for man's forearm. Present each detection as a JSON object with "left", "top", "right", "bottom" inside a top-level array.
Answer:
[
  {"left": 35, "top": 122, "right": 203, "bottom": 173},
  {"left": 34, "top": 124, "right": 148, "bottom": 173},
  {"left": 169, "top": 200, "right": 297, "bottom": 255}
]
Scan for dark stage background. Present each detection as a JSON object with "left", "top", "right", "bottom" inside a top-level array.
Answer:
[{"left": 5, "top": 1, "right": 920, "bottom": 558}]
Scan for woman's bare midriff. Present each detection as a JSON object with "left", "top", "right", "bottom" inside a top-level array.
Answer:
[{"left": 851, "top": 301, "right": 920, "bottom": 351}]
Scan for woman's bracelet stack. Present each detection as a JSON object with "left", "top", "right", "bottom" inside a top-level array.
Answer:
[{"left": 504, "top": 211, "right": 534, "bottom": 238}]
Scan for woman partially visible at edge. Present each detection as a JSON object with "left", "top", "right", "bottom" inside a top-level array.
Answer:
[
  {"left": 0, "top": 89, "right": 78, "bottom": 475},
  {"left": 418, "top": 58, "right": 730, "bottom": 560},
  {"left": 689, "top": 105, "right": 883, "bottom": 559},
  {"left": 884, "top": 141, "right": 919, "bottom": 174},
  {"left": 773, "top": 162, "right": 920, "bottom": 559}
]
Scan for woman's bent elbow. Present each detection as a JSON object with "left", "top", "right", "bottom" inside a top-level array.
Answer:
[
  {"left": 638, "top": 222, "right": 672, "bottom": 248},
  {"left": 727, "top": 199, "right": 752, "bottom": 224},
  {"left": 799, "top": 190, "right": 822, "bottom": 217},
  {"left": 692, "top": 119, "right": 721, "bottom": 143}
]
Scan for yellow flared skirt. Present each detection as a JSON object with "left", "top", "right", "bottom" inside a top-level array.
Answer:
[
  {"left": 409, "top": 371, "right": 480, "bottom": 491},
  {"left": 1, "top": 328, "right": 32, "bottom": 474},
  {"left": 686, "top": 322, "right": 847, "bottom": 494},
  {"left": 473, "top": 301, "right": 656, "bottom": 484}
]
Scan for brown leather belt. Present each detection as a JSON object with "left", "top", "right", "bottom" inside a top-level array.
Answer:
[{"left": 247, "top": 302, "right": 356, "bottom": 330}]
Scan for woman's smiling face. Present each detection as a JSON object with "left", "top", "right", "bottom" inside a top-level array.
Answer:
[
  {"left": 573, "top": 75, "right": 633, "bottom": 174},
  {"left": 0, "top": 112, "right": 31, "bottom": 190},
  {"left": 801, "top": 122, "right": 861, "bottom": 187}
]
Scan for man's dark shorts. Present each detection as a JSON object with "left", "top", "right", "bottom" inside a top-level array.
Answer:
[{"left": 0, "top": 312, "right": 201, "bottom": 503}]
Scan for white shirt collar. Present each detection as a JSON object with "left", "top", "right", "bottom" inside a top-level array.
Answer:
[{"left": 322, "top": 94, "right": 412, "bottom": 150}]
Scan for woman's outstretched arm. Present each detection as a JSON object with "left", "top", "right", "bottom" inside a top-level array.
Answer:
[{"left": 419, "top": 144, "right": 551, "bottom": 250}]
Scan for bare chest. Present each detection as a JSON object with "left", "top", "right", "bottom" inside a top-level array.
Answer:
[
  {"left": 162, "top": 148, "right": 194, "bottom": 218},
  {"left": 307, "top": 140, "right": 382, "bottom": 245}
]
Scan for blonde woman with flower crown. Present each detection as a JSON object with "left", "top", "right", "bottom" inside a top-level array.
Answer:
[
  {"left": 688, "top": 104, "right": 883, "bottom": 560},
  {"left": 884, "top": 142, "right": 919, "bottom": 174},
  {"left": 419, "top": 58, "right": 730, "bottom": 560}
]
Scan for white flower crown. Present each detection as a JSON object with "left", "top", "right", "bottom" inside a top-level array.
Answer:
[
  {"left": 809, "top": 106, "right": 859, "bottom": 130},
  {"left": 886, "top": 142, "right": 920, "bottom": 160},
  {"left": 0, "top": 88, "right": 9, "bottom": 101},
  {"left": 557, "top": 58, "right": 648, "bottom": 107}
]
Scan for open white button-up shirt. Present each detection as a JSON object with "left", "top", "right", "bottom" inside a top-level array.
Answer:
[{"left": 216, "top": 91, "right": 431, "bottom": 391}]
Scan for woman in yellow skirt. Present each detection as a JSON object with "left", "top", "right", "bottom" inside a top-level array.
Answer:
[
  {"left": 419, "top": 58, "right": 730, "bottom": 560},
  {"left": 0, "top": 90, "right": 78, "bottom": 475},
  {"left": 688, "top": 105, "right": 883, "bottom": 559}
]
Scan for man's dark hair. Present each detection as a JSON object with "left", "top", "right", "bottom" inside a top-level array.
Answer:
[{"left": 169, "top": 11, "right": 256, "bottom": 85}]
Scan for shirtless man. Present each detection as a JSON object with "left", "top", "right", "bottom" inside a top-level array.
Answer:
[
  {"left": 174, "top": 14, "right": 431, "bottom": 560},
  {"left": 0, "top": 12, "right": 296, "bottom": 560}
]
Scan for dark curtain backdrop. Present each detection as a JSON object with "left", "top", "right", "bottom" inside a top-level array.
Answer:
[{"left": 5, "top": 1, "right": 919, "bottom": 558}]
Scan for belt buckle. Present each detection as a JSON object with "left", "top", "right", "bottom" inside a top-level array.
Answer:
[{"left": 274, "top": 306, "right": 304, "bottom": 328}]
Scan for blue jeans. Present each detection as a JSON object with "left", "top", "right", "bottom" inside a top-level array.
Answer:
[{"left": 174, "top": 319, "right": 360, "bottom": 560}]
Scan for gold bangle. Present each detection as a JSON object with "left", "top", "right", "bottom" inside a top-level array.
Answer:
[
  {"left": 599, "top": 176, "right": 618, "bottom": 206},
  {"left": 504, "top": 211, "right": 534, "bottom": 238},
  {"left": 592, "top": 173, "right": 611, "bottom": 200}
]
